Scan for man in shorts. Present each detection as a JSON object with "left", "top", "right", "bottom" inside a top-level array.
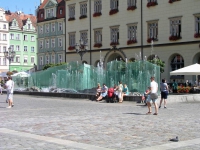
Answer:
[{"left": 146, "top": 76, "right": 158, "bottom": 115}]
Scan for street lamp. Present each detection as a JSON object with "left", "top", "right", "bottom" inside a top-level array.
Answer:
[
  {"left": 4, "top": 46, "right": 16, "bottom": 71},
  {"left": 75, "top": 39, "right": 88, "bottom": 61}
]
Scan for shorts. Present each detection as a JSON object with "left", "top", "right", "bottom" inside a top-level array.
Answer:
[
  {"left": 101, "top": 92, "right": 107, "bottom": 97},
  {"left": 8, "top": 93, "right": 13, "bottom": 101},
  {"left": 161, "top": 91, "right": 168, "bottom": 99},
  {"left": 146, "top": 95, "right": 157, "bottom": 103}
]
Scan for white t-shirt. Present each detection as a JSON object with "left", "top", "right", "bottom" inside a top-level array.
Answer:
[
  {"left": 150, "top": 81, "right": 158, "bottom": 93},
  {"left": 5, "top": 80, "right": 14, "bottom": 93}
]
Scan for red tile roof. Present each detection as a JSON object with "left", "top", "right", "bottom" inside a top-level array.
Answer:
[
  {"left": 39, "top": 0, "right": 64, "bottom": 9},
  {"left": 5, "top": 12, "right": 37, "bottom": 30}
]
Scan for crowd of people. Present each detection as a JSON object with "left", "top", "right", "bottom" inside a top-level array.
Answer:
[{"left": 95, "top": 81, "right": 129, "bottom": 103}]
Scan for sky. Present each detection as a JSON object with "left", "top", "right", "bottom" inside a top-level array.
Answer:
[{"left": 0, "top": 0, "right": 41, "bottom": 15}]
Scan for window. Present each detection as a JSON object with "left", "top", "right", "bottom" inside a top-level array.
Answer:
[
  {"left": 10, "top": 45, "right": 14, "bottom": 51},
  {"left": 47, "top": 9, "right": 50, "bottom": 18},
  {"left": 110, "top": 0, "right": 118, "bottom": 10},
  {"left": 58, "top": 54, "right": 62, "bottom": 63},
  {"left": 127, "top": 24, "right": 137, "bottom": 43},
  {"left": 24, "top": 35, "right": 28, "bottom": 41},
  {"left": 3, "top": 34, "right": 6, "bottom": 40},
  {"left": 16, "top": 34, "right": 20, "bottom": 40},
  {"left": 24, "top": 46, "right": 27, "bottom": 51},
  {"left": 3, "top": 46, "right": 6, "bottom": 52},
  {"left": 69, "top": 33, "right": 75, "bottom": 46},
  {"left": 110, "top": 27, "right": 119, "bottom": 44},
  {"left": 40, "top": 26, "right": 43, "bottom": 34},
  {"left": 40, "top": 56, "right": 43, "bottom": 65},
  {"left": 58, "top": 22, "right": 62, "bottom": 31},
  {"left": 147, "top": 22, "right": 158, "bottom": 40},
  {"left": 51, "top": 55, "right": 55, "bottom": 64},
  {"left": 16, "top": 45, "right": 20, "bottom": 51},
  {"left": 46, "top": 55, "right": 49, "bottom": 64},
  {"left": 16, "top": 56, "right": 20, "bottom": 63},
  {"left": 170, "top": 17, "right": 182, "bottom": 37},
  {"left": 31, "top": 36, "right": 35, "bottom": 41},
  {"left": 171, "top": 55, "right": 184, "bottom": 71},
  {"left": 80, "top": 31, "right": 88, "bottom": 45},
  {"left": 94, "top": 29, "right": 102, "bottom": 44},
  {"left": 94, "top": 0, "right": 102, "bottom": 13},
  {"left": 51, "top": 8, "right": 54, "bottom": 17},
  {"left": 69, "top": 5, "right": 75, "bottom": 18},
  {"left": 41, "top": 13, "right": 43, "bottom": 18},
  {"left": 58, "top": 38, "right": 62, "bottom": 47},
  {"left": 51, "top": 39, "right": 55, "bottom": 47},
  {"left": 46, "top": 39, "right": 49, "bottom": 48},
  {"left": 0, "top": 46, "right": 1, "bottom": 53},
  {"left": 28, "top": 24, "right": 31, "bottom": 29},
  {"left": 31, "top": 47, "right": 34, "bottom": 52},
  {"left": 10, "top": 33, "right": 14, "bottom": 40},
  {"left": 3, "top": 24, "right": 6, "bottom": 29},
  {"left": 3, "top": 58, "right": 6, "bottom": 65},
  {"left": 80, "top": 3, "right": 87, "bottom": 16},
  {"left": 127, "top": 0, "right": 136, "bottom": 7},
  {"left": 60, "top": 9, "right": 63, "bottom": 14},
  {"left": 195, "top": 16, "right": 200, "bottom": 34},
  {"left": 31, "top": 57, "right": 34, "bottom": 63},
  {"left": 51, "top": 23, "right": 55, "bottom": 32},
  {"left": 46, "top": 24, "right": 49, "bottom": 33},
  {"left": 40, "top": 40, "right": 43, "bottom": 49},
  {"left": 24, "top": 57, "right": 28, "bottom": 63}
]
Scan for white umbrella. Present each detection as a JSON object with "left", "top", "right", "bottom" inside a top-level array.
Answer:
[{"left": 11, "top": 72, "right": 30, "bottom": 77}]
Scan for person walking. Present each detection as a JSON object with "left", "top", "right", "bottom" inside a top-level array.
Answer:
[
  {"left": 146, "top": 76, "right": 158, "bottom": 115},
  {"left": 5, "top": 76, "right": 14, "bottom": 108},
  {"left": 159, "top": 79, "right": 169, "bottom": 108}
]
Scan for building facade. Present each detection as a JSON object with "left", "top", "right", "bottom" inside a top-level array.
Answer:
[
  {"left": 5, "top": 10, "right": 37, "bottom": 72},
  {"left": 65, "top": 0, "right": 200, "bottom": 83},
  {"left": 36, "top": 0, "right": 66, "bottom": 71},
  {"left": 0, "top": 8, "right": 9, "bottom": 73}
]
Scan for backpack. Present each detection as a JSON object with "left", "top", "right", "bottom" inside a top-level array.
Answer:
[{"left": 108, "top": 88, "right": 114, "bottom": 98}]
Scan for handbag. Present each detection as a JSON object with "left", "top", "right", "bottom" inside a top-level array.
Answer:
[{"left": 150, "top": 93, "right": 158, "bottom": 99}]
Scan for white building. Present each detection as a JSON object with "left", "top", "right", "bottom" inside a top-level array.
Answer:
[
  {"left": 65, "top": 0, "right": 200, "bottom": 83},
  {"left": 0, "top": 8, "right": 9, "bottom": 73}
]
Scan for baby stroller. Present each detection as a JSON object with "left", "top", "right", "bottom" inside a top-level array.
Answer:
[{"left": 106, "top": 87, "right": 117, "bottom": 103}]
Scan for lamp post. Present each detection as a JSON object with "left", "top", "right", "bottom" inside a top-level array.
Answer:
[
  {"left": 75, "top": 39, "right": 88, "bottom": 61},
  {"left": 4, "top": 46, "right": 16, "bottom": 71}
]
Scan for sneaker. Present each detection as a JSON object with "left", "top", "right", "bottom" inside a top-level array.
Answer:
[
  {"left": 6, "top": 106, "right": 11, "bottom": 108},
  {"left": 12, "top": 104, "right": 14, "bottom": 107},
  {"left": 164, "top": 106, "right": 167, "bottom": 108},
  {"left": 159, "top": 106, "right": 161, "bottom": 108}
]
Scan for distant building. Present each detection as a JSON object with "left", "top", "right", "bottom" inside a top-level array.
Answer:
[
  {"left": 5, "top": 10, "right": 37, "bottom": 72},
  {"left": 36, "top": 0, "right": 66, "bottom": 71},
  {"left": 0, "top": 8, "right": 9, "bottom": 74}
]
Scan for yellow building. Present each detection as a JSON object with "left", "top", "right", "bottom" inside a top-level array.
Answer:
[{"left": 65, "top": 0, "right": 200, "bottom": 84}]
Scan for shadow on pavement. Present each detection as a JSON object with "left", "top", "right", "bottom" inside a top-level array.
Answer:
[{"left": 123, "top": 112, "right": 146, "bottom": 115}]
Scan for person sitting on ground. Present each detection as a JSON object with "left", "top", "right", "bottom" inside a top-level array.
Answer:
[
  {"left": 96, "top": 83, "right": 108, "bottom": 101},
  {"left": 95, "top": 83, "right": 101, "bottom": 100},
  {"left": 122, "top": 84, "right": 129, "bottom": 101}
]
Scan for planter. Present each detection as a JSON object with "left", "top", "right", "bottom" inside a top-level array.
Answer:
[
  {"left": 127, "top": 6, "right": 137, "bottom": 11},
  {"left": 79, "top": 15, "right": 87, "bottom": 19},
  {"left": 147, "top": 2, "right": 158, "bottom": 7},
  {"left": 93, "top": 12, "right": 102, "bottom": 17},
  {"left": 93, "top": 43, "right": 102, "bottom": 48},
  {"left": 109, "top": 9, "right": 118, "bottom": 15},
  {"left": 68, "top": 17, "right": 75, "bottom": 21},
  {"left": 68, "top": 46, "right": 75, "bottom": 50},
  {"left": 194, "top": 33, "right": 200, "bottom": 38},
  {"left": 110, "top": 42, "right": 119, "bottom": 46},
  {"left": 127, "top": 39, "right": 137, "bottom": 45},
  {"left": 169, "top": 35, "right": 181, "bottom": 41},
  {"left": 147, "top": 38, "right": 157, "bottom": 43}
]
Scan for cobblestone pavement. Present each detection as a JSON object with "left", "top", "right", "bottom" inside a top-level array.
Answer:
[{"left": 0, "top": 94, "right": 200, "bottom": 150}]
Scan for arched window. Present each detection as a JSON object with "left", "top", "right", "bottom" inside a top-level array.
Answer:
[{"left": 171, "top": 54, "right": 184, "bottom": 71}]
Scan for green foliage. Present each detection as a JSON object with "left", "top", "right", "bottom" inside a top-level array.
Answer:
[
  {"left": 148, "top": 58, "right": 165, "bottom": 73},
  {"left": 42, "top": 63, "right": 67, "bottom": 70}
]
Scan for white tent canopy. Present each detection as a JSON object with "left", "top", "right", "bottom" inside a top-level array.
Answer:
[
  {"left": 170, "top": 63, "right": 200, "bottom": 82},
  {"left": 11, "top": 72, "right": 30, "bottom": 77}
]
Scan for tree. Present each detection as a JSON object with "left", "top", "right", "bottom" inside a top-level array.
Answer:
[
  {"left": 42, "top": 63, "right": 67, "bottom": 70},
  {"left": 148, "top": 58, "right": 165, "bottom": 73}
]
